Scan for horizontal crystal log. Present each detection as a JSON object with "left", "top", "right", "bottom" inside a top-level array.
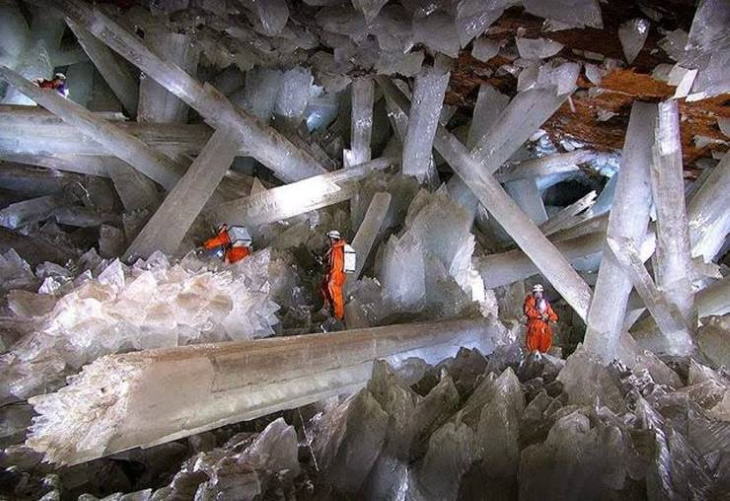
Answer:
[
  {"left": 0, "top": 66, "right": 184, "bottom": 189},
  {"left": 212, "top": 157, "right": 394, "bottom": 227},
  {"left": 27, "top": 318, "right": 505, "bottom": 465}
]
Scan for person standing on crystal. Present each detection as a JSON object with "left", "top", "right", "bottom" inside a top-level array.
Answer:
[
  {"left": 523, "top": 284, "right": 558, "bottom": 353},
  {"left": 33, "top": 73, "right": 68, "bottom": 98},
  {"left": 321, "top": 230, "right": 349, "bottom": 321},
  {"left": 201, "top": 224, "right": 252, "bottom": 264}
]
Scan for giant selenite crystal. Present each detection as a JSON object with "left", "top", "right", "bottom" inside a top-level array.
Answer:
[
  {"left": 377, "top": 76, "right": 593, "bottom": 320},
  {"left": 649, "top": 100, "right": 697, "bottom": 344},
  {"left": 583, "top": 102, "right": 657, "bottom": 363},
  {"left": 124, "top": 129, "right": 240, "bottom": 260},
  {"left": 212, "top": 157, "right": 394, "bottom": 227},
  {"left": 346, "top": 77, "right": 374, "bottom": 167},
  {"left": 137, "top": 30, "right": 199, "bottom": 124},
  {"left": 687, "top": 153, "right": 730, "bottom": 262},
  {"left": 25, "top": 318, "right": 502, "bottom": 465},
  {"left": 1, "top": 250, "right": 291, "bottom": 405},
  {"left": 376, "top": 189, "right": 489, "bottom": 316},
  {"left": 349, "top": 191, "right": 391, "bottom": 281},
  {"left": 0, "top": 65, "right": 184, "bottom": 190},
  {"left": 66, "top": 20, "right": 138, "bottom": 116},
  {"left": 470, "top": 87, "right": 569, "bottom": 175},
  {"left": 401, "top": 62, "right": 450, "bottom": 183},
  {"left": 49, "top": 0, "right": 327, "bottom": 183}
]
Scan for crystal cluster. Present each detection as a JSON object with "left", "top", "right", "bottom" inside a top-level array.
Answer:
[{"left": 0, "top": 248, "right": 298, "bottom": 404}]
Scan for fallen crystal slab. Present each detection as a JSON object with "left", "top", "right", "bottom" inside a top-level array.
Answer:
[
  {"left": 212, "top": 157, "right": 394, "bottom": 227},
  {"left": 0, "top": 195, "right": 59, "bottom": 229},
  {"left": 25, "top": 318, "right": 502, "bottom": 465},
  {"left": 253, "top": 0, "right": 289, "bottom": 35}
]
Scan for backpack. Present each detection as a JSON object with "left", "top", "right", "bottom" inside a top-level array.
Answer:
[{"left": 343, "top": 244, "right": 356, "bottom": 274}]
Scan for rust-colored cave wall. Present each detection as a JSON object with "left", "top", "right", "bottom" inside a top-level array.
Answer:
[{"left": 445, "top": 4, "right": 729, "bottom": 175}]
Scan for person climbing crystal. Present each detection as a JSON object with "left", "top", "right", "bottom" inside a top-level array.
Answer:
[
  {"left": 201, "top": 224, "right": 252, "bottom": 264},
  {"left": 523, "top": 283, "right": 558, "bottom": 353},
  {"left": 34, "top": 73, "right": 68, "bottom": 97},
  {"left": 320, "top": 230, "right": 352, "bottom": 321}
]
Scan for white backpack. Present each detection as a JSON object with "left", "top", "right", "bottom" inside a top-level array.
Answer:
[{"left": 343, "top": 244, "right": 357, "bottom": 274}]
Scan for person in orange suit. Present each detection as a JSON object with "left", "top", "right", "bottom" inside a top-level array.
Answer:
[
  {"left": 523, "top": 283, "right": 558, "bottom": 353},
  {"left": 225, "top": 240, "right": 251, "bottom": 264},
  {"left": 202, "top": 224, "right": 231, "bottom": 253},
  {"left": 34, "top": 73, "right": 68, "bottom": 97},
  {"left": 201, "top": 224, "right": 252, "bottom": 264},
  {"left": 321, "top": 230, "right": 347, "bottom": 320}
]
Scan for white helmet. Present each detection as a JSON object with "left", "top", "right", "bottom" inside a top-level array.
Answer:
[
  {"left": 54, "top": 73, "right": 66, "bottom": 80},
  {"left": 327, "top": 230, "right": 341, "bottom": 240},
  {"left": 231, "top": 239, "right": 250, "bottom": 247},
  {"left": 532, "top": 284, "right": 544, "bottom": 293}
]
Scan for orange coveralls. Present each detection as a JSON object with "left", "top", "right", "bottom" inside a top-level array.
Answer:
[
  {"left": 225, "top": 246, "right": 251, "bottom": 264},
  {"left": 523, "top": 294, "right": 558, "bottom": 353},
  {"left": 321, "top": 240, "right": 346, "bottom": 320},
  {"left": 202, "top": 228, "right": 231, "bottom": 251}
]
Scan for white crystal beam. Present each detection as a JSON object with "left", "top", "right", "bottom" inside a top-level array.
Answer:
[
  {"left": 0, "top": 107, "right": 218, "bottom": 158},
  {"left": 650, "top": 100, "right": 697, "bottom": 328},
  {"left": 467, "top": 83, "right": 509, "bottom": 150},
  {"left": 687, "top": 153, "right": 730, "bottom": 262},
  {"left": 377, "top": 76, "right": 593, "bottom": 320},
  {"left": 504, "top": 179, "right": 548, "bottom": 224},
  {"left": 583, "top": 102, "right": 657, "bottom": 362},
  {"left": 212, "top": 157, "right": 395, "bottom": 227},
  {"left": 27, "top": 318, "right": 503, "bottom": 465},
  {"left": 137, "top": 31, "right": 198, "bottom": 124},
  {"left": 495, "top": 150, "right": 595, "bottom": 183},
  {"left": 401, "top": 64, "right": 450, "bottom": 182},
  {"left": 347, "top": 77, "right": 374, "bottom": 166},
  {"left": 470, "top": 87, "right": 568, "bottom": 173},
  {"left": 606, "top": 236, "right": 693, "bottom": 354},
  {"left": 539, "top": 190, "right": 597, "bottom": 236},
  {"left": 349, "top": 191, "right": 391, "bottom": 281},
  {"left": 0, "top": 153, "right": 110, "bottom": 177},
  {"left": 697, "top": 275, "right": 730, "bottom": 319},
  {"left": 65, "top": 19, "right": 138, "bottom": 116},
  {"left": 124, "top": 129, "right": 239, "bottom": 260},
  {"left": 478, "top": 230, "right": 605, "bottom": 289},
  {"left": 106, "top": 159, "right": 160, "bottom": 211},
  {"left": 44, "top": 0, "right": 327, "bottom": 182},
  {"left": 0, "top": 65, "right": 184, "bottom": 189}
]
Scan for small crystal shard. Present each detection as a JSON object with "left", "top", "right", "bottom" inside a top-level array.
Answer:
[
  {"left": 618, "top": 18, "right": 650, "bottom": 64},
  {"left": 472, "top": 37, "right": 501, "bottom": 62},
  {"left": 516, "top": 37, "right": 564, "bottom": 59}
]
